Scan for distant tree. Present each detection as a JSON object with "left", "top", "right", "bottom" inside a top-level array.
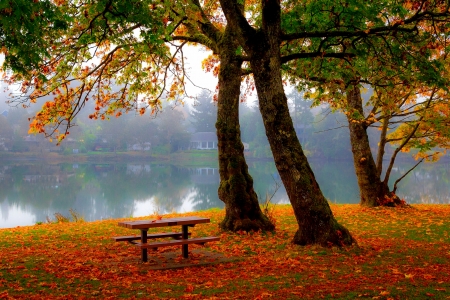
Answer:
[
  {"left": 240, "top": 104, "right": 270, "bottom": 158},
  {"left": 311, "top": 109, "right": 353, "bottom": 160},
  {"left": 124, "top": 115, "right": 158, "bottom": 151},
  {"left": 5, "top": 108, "right": 30, "bottom": 135},
  {"left": 0, "top": 115, "right": 12, "bottom": 140},
  {"left": 288, "top": 90, "right": 314, "bottom": 129},
  {"left": 189, "top": 91, "right": 217, "bottom": 133},
  {"left": 157, "top": 108, "right": 191, "bottom": 152}
]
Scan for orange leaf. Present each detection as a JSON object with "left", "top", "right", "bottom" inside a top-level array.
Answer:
[{"left": 185, "top": 284, "right": 194, "bottom": 293}]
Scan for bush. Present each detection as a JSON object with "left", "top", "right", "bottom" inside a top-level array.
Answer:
[{"left": 152, "top": 145, "right": 170, "bottom": 155}]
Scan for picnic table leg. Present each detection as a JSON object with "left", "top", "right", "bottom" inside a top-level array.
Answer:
[
  {"left": 141, "top": 229, "right": 148, "bottom": 262},
  {"left": 182, "top": 225, "right": 189, "bottom": 258}
]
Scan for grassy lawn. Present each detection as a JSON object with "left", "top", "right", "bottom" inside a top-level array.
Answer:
[{"left": 0, "top": 204, "right": 449, "bottom": 299}]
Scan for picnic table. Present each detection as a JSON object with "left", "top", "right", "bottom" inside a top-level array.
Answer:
[{"left": 112, "top": 216, "right": 219, "bottom": 262}]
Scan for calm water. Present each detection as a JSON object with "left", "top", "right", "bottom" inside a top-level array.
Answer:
[{"left": 0, "top": 159, "right": 449, "bottom": 228}]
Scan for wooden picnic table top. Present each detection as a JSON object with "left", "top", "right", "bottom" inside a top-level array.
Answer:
[{"left": 118, "top": 216, "right": 210, "bottom": 229}]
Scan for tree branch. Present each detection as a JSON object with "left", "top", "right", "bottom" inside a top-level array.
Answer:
[
  {"left": 281, "top": 52, "right": 356, "bottom": 64},
  {"left": 383, "top": 88, "right": 436, "bottom": 185},
  {"left": 219, "top": 0, "right": 257, "bottom": 48},
  {"left": 282, "top": 26, "right": 418, "bottom": 42},
  {"left": 393, "top": 155, "right": 432, "bottom": 194}
]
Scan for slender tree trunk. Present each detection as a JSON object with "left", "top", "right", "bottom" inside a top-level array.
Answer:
[
  {"left": 346, "top": 86, "right": 397, "bottom": 207},
  {"left": 347, "top": 86, "right": 384, "bottom": 206},
  {"left": 216, "top": 28, "right": 274, "bottom": 232}
]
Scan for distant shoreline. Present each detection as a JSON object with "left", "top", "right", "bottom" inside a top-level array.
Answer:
[
  {"left": 0, "top": 150, "right": 448, "bottom": 165},
  {"left": 0, "top": 150, "right": 220, "bottom": 166}
]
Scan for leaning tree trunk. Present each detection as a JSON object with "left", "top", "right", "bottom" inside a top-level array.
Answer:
[
  {"left": 216, "top": 27, "right": 274, "bottom": 232},
  {"left": 219, "top": 0, "right": 354, "bottom": 245},
  {"left": 251, "top": 58, "right": 353, "bottom": 245},
  {"left": 346, "top": 86, "right": 398, "bottom": 207},
  {"left": 247, "top": 8, "right": 353, "bottom": 246}
]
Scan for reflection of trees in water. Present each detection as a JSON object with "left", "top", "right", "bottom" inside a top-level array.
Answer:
[
  {"left": 0, "top": 163, "right": 196, "bottom": 223},
  {"left": 189, "top": 167, "right": 222, "bottom": 211},
  {"left": 83, "top": 164, "right": 193, "bottom": 218},
  {"left": 394, "top": 162, "right": 450, "bottom": 204},
  {"left": 0, "top": 163, "right": 81, "bottom": 222},
  {"left": 131, "top": 165, "right": 193, "bottom": 214},
  {"left": 188, "top": 164, "right": 290, "bottom": 209},
  {"left": 249, "top": 160, "right": 362, "bottom": 205},
  {"left": 248, "top": 162, "right": 289, "bottom": 204},
  {"left": 309, "top": 160, "right": 360, "bottom": 204},
  {"left": 158, "top": 166, "right": 192, "bottom": 209},
  {"left": 1, "top": 160, "right": 449, "bottom": 227}
]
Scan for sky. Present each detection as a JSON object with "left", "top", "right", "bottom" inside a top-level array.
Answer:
[{"left": 180, "top": 46, "right": 218, "bottom": 98}]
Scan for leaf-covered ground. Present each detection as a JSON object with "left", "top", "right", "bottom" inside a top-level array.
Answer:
[{"left": 0, "top": 204, "right": 449, "bottom": 299}]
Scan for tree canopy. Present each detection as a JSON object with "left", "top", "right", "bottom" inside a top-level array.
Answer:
[{"left": 1, "top": 0, "right": 67, "bottom": 74}]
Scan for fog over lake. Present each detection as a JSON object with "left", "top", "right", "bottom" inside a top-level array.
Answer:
[{"left": 0, "top": 159, "right": 449, "bottom": 228}]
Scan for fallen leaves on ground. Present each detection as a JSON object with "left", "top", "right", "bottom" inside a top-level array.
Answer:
[{"left": 0, "top": 204, "right": 449, "bottom": 299}]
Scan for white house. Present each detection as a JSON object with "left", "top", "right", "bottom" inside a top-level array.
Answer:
[
  {"left": 127, "top": 142, "right": 151, "bottom": 151},
  {"left": 189, "top": 132, "right": 218, "bottom": 150}
]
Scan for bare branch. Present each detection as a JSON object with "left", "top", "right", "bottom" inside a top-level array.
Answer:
[{"left": 392, "top": 155, "right": 433, "bottom": 193}]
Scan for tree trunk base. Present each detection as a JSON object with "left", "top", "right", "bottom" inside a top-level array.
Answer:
[
  {"left": 219, "top": 214, "right": 275, "bottom": 232},
  {"left": 376, "top": 192, "right": 408, "bottom": 207},
  {"left": 292, "top": 218, "right": 356, "bottom": 247}
]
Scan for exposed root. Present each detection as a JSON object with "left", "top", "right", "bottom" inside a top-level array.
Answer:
[
  {"left": 377, "top": 193, "right": 410, "bottom": 207},
  {"left": 220, "top": 215, "right": 275, "bottom": 232}
]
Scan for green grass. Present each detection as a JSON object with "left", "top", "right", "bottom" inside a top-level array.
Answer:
[{"left": 0, "top": 205, "right": 449, "bottom": 299}]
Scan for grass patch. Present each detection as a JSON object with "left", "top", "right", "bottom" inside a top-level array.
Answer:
[{"left": 0, "top": 205, "right": 450, "bottom": 299}]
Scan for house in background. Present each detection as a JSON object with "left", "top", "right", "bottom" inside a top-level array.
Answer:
[
  {"left": 189, "top": 132, "right": 218, "bottom": 150},
  {"left": 127, "top": 142, "right": 151, "bottom": 151}
]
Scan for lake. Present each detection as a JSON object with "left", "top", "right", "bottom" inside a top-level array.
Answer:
[{"left": 0, "top": 159, "right": 449, "bottom": 228}]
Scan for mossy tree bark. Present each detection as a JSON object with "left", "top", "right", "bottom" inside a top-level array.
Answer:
[
  {"left": 186, "top": 6, "right": 275, "bottom": 232},
  {"left": 220, "top": 0, "right": 355, "bottom": 246},
  {"left": 215, "top": 27, "right": 275, "bottom": 231},
  {"left": 346, "top": 86, "right": 399, "bottom": 207}
]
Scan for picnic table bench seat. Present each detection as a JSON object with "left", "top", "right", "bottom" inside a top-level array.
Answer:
[
  {"left": 134, "top": 236, "right": 220, "bottom": 249},
  {"left": 112, "top": 232, "right": 191, "bottom": 243}
]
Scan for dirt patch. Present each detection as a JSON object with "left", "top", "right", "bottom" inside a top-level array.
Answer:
[{"left": 111, "top": 249, "right": 240, "bottom": 270}]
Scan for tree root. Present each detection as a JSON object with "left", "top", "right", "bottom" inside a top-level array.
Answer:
[
  {"left": 376, "top": 192, "right": 410, "bottom": 207},
  {"left": 219, "top": 215, "right": 275, "bottom": 232}
]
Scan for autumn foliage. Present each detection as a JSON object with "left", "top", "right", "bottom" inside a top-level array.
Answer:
[{"left": 0, "top": 204, "right": 449, "bottom": 299}]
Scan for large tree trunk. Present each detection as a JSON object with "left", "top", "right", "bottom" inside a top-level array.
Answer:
[
  {"left": 216, "top": 28, "right": 275, "bottom": 231},
  {"left": 225, "top": 0, "right": 354, "bottom": 246},
  {"left": 250, "top": 56, "right": 353, "bottom": 245},
  {"left": 346, "top": 86, "right": 399, "bottom": 207}
]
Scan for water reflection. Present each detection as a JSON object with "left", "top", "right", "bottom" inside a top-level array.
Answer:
[{"left": 0, "top": 160, "right": 449, "bottom": 228}]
